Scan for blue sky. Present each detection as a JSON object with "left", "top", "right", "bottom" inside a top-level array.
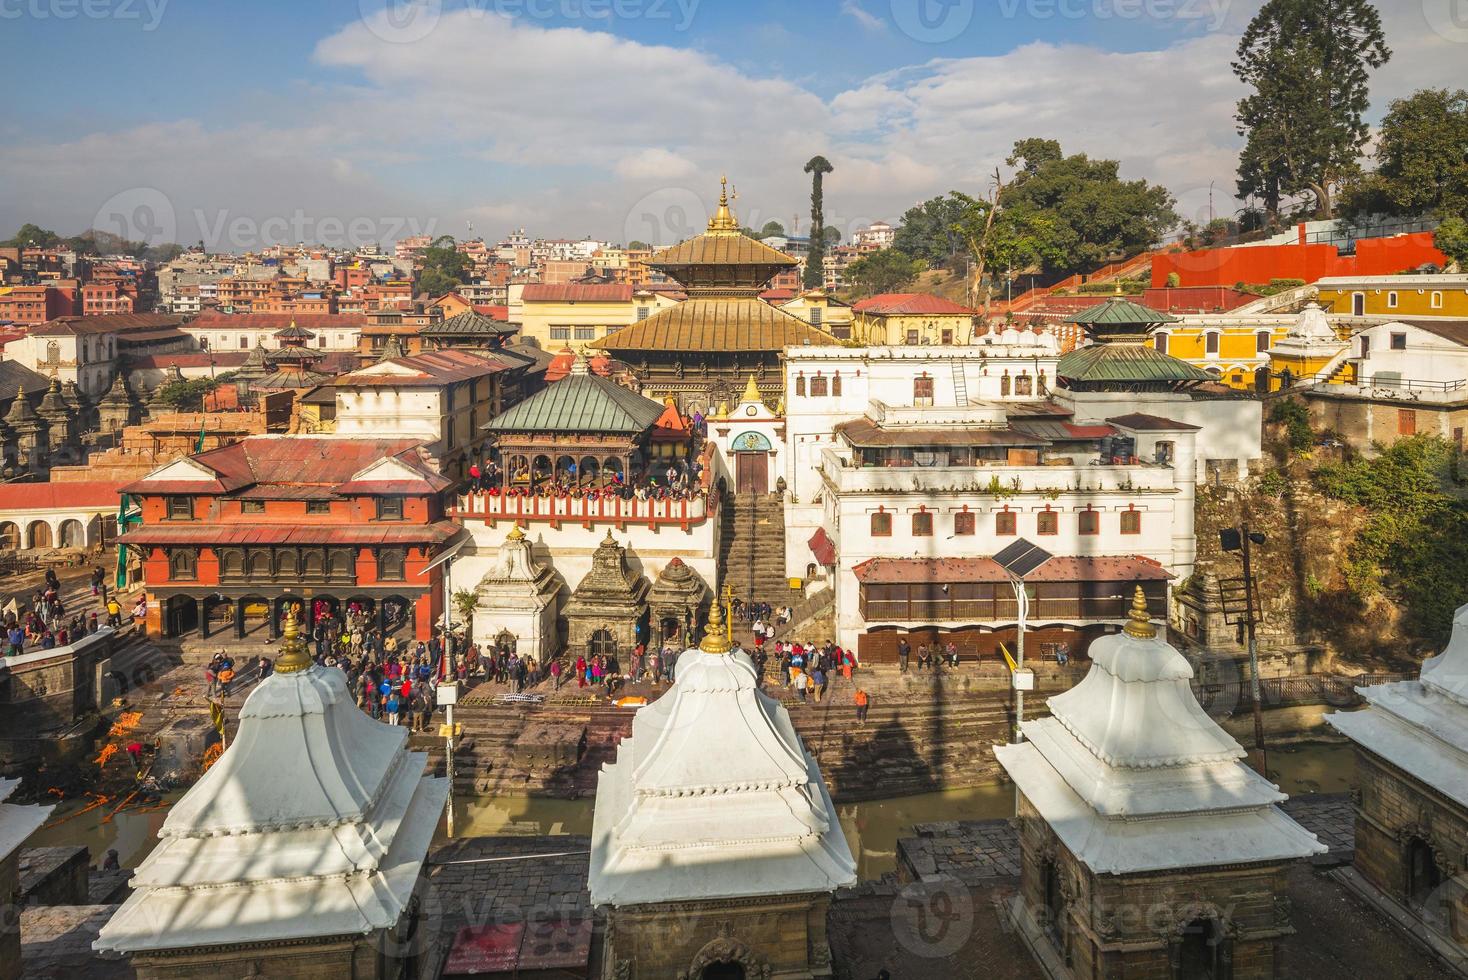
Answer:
[{"left": 2, "top": 0, "right": 1461, "bottom": 248}]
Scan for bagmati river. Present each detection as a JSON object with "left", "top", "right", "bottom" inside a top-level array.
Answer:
[{"left": 27, "top": 742, "right": 1357, "bottom": 881}]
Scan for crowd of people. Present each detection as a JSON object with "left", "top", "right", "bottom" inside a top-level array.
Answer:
[
  {"left": 2, "top": 566, "right": 130, "bottom": 658},
  {"left": 466, "top": 456, "right": 707, "bottom": 502}
]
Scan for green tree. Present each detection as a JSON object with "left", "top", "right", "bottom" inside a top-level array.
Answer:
[
  {"left": 156, "top": 378, "right": 218, "bottom": 411},
  {"left": 892, "top": 196, "right": 967, "bottom": 268},
  {"left": 842, "top": 248, "right": 924, "bottom": 298},
  {"left": 1233, "top": 0, "right": 1391, "bottom": 220},
  {"left": 822, "top": 226, "right": 841, "bottom": 246},
  {"left": 2, "top": 223, "right": 64, "bottom": 248},
  {"left": 758, "top": 220, "right": 786, "bottom": 239},
  {"left": 628, "top": 240, "right": 651, "bottom": 250},
  {"left": 1435, "top": 216, "right": 1468, "bottom": 270},
  {"left": 803, "top": 156, "right": 834, "bottom": 289},
  {"left": 417, "top": 235, "right": 472, "bottom": 298},
  {"left": 1343, "top": 88, "right": 1468, "bottom": 220}
]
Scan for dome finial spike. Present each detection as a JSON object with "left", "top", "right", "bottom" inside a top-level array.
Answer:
[
  {"left": 1123, "top": 585, "right": 1156, "bottom": 639},
  {"left": 700, "top": 584, "right": 732, "bottom": 655},
  {"left": 273, "top": 603, "right": 313, "bottom": 673}
]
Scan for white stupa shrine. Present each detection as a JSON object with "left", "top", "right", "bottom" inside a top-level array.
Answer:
[
  {"left": 589, "top": 598, "right": 855, "bottom": 978},
  {"left": 95, "top": 609, "right": 447, "bottom": 975},
  {"left": 1329, "top": 602, "right": 1468, "bottom": 807},
  {"left": 996, "top": 588, "right": 1323, "bottom": 976},
  {"left": 1327, "top": 602, "right": 1468, "bottom": 945}
]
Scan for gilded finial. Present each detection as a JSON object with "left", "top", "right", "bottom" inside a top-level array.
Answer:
[
  {"left": 707, "top": 174, "right": 741, "bottom": 234},
  {"left": 1122, "top": 585, "right": 1156, "bottom": 639},
  {"left": 506, "top": 524, "right": 526, "bottom": 542},
  {"left": 700, "top": 591, "right": 732, "bottom": 655},
  {"left": 273, "top": 603, "right": 313, "bottom": 673},
  {"left": 741, "top": 374, "right": 761, "bottom": 405}
]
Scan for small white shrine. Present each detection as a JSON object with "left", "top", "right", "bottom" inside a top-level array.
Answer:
[
  {"left": 589, "top": 599, "right": 855, "bottom": 978},
  {"left": 996, "top": 588, "right": 1322, "bottom": 977},
  {"left": 95, "top": 610, "right": 447, "bottom": 978},
  {"left": 1327, "top": 602, "right": 1468, "bottom": 949},
  {"left": 470, "top": 523, "right": 562, "bottom": 662}
]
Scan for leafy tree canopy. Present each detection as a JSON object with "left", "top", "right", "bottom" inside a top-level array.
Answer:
[
  {"left": 1, "top": 223, "right": 182, "bottom": 262},
  {"left": 842, "top": 248, "right": 925, "bottom": 298},
  {"left": 1342, "top": 88, "right": 1468, "bottom": 221},
  {"left": 892, "top": 196, "right": 967, "bottom": 269},
  {"left": 1233, "top": 0, "right": 1390, "bottom": 219},
  {"left": 758, "top": 220, "right": 786, "bottom": 239},
  {"left": 1435, "top": 216, "right": 1468, "bottom": 270},
  {"left": 418, "top": 236, "right": 473, "bottom": 298},
  {"left": 627, "top": 240, "right": 651, "bottom": 251}
]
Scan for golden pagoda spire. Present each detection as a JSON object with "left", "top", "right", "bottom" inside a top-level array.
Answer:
[
  {"left": 1122, "top": 585, "right": 1157, "bottom": 639},
  {"left": 707, "top": 174, "right": 741, "bottom": 235},
  {"left": 700, "top": 587, "right": 733, "bottom": 654},
  {"left": 740, "top": 374, "right": 761, "bottom": 404},
  {"left": 506, "top": 523, "right": 526, "bottom": 542},
  {"left": 273, "top": 603, "right": 313, "bottom": 673}
]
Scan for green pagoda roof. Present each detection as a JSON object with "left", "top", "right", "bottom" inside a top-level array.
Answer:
[
  {"left": 423, "top": 310, "right": 516, "bottom": 337},
  {"left": 1065, "top": 297, "right": 1178, "bottom": 327},
  {"left": 1058, "top": 343, "right": 1211, "bottom": 385},
  {"left": 484, "top": 372, "right": 666, "bottom": 435}
]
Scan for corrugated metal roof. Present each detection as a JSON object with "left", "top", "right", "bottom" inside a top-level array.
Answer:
[
  {"left": 485, "top": 374, "right": 665, "bottom": 435},
  {"left": 835, "top": 417, "right": 1044, "bottom": 448},
  {"left": 0, "top": 481, "right": 123, "bottom": 511},
  {"left": 1106, "top": 413, "right": 1201, "bottom": 432},
  {"left": 852, "top": 555, "right": 1171, "bottom": 584},
  {"left": 422, "top": 310, "right": 516, "bottom": 336},
  {"left": 121, "top": 520, "right": 460, "bottom": 547},
  {"left": 187, "top": 313, "right": 369, "bottom": 329},
  {"left": 521, "top": 284, "right": 634, "bottom": 303},
  {"left": 596, "top": 297, "right": 837, "bottom": 353},
  {"left": 121, "top": 436, "right": 447, "bottom": 495},
  {"left": 334, "top": 349, "right": 508, "bottom": 387},
  {"left": 29, "top": 314, "right": 182, "bottom": 336},
  {"left": 1058, "top": 344, "right": 1212, "bottom": 383},
  {"left": 853, "top": 293, "right": 975, "bottom": 316}
]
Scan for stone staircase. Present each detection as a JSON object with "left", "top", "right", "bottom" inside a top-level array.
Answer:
[
  {"left": 719, "top": 491, "right": 792, "bottom": 609},
  {"left": 424, "top": 666, "right": 1083, "bottom": 803}
]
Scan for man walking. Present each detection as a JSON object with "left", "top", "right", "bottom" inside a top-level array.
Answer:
[
  {"left": 854, "top": 688, "right": 869, "bottom": 724},
  {"left": 898, "top": 637, "right": 910, "bottom": 673}
]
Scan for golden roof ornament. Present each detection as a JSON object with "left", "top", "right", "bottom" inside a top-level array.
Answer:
[
  {"left": 699, "top": 591, "right": 732, "bottom": 655},
  {"left": 1122, "top": 585, "right": 1157, "bottom": 639},
  {"left": 273, "top": 603, "right": 313, "bottom": 673},
  {"left": 506, "top": 523, "right": 526, "bottom": 542},
  {"left": 706, "top": 175, "right": 741, "bottom": 235},
  {"left": 740, "top": 374, "right": 761, "bottom": 404}
]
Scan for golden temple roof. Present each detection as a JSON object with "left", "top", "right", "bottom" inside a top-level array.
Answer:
[
  {"left": 596, "top": 296, "right": 838, "bottom": 353},
  {"left": 647, "top": 176, "right": 798, "bottom": 272}
]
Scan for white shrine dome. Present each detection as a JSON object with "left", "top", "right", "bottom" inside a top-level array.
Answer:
[
  {"left": 588, "top": 603, "right": 856, "bottom": 906},
  {"left": 1288, "top": 302, "right": 1337, "bottom": 343}
]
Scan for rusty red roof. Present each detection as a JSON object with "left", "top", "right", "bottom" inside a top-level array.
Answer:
[
  {"left": 0, "top": 481, "right": 124, "bottom": 511},
  {"left": 334, "top": 349, "right": 508, "bottom": 387},
  {"left": 853, "top": 293, "right": 975, "bottom": 316},
  {"left": 852, "top": 555, "right": 1171, "bottom": 585},
  {"left": 123, "top": 352, "right": 250, "bottom": 369},
  {"left": 121, "top": 520, "right": 461, "bottom": 547},
  {"left": 521, "top": 283, "right": 634, "bottom": 303},
  {"left": 28, "top": 314, "right": 183, "bottom": 336},
  {"left": 187, "top": 312, "right": 369, "bottom": 329},
  {"left": 121, "top": 436, "right": 449, "bottom": 496}
]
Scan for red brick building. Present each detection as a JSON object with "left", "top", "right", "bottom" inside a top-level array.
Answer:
[{"left": 120, "top": 436, "right": 463, "bottom": 641}]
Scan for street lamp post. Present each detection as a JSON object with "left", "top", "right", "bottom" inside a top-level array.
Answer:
[{"left": 1009, "top": 573, "right": 1028, "bottom": 742}]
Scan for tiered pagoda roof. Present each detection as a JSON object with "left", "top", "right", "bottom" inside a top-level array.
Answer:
[
  {"left": 485, "top": 359, "right": 665, "bottom": 435},
  {"left": 1059, "top": 295, "right": 1209, "bottom": 390},
  {"left": 995, "top": 588, "right": 1323, "bottom": 875},
  {"left": 598, "top": 177, "right": 836, "bottom": 355}
]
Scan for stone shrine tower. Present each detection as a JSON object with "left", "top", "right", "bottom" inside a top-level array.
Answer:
[
  {"left": 1328, "top": 602, "right": 1468, "bottom": 955},
  {"left": 471, "top": 523, "right": 562, "bottom": 662},
  {"left": 996, "top": 588, "right": 1323, "bottom": 979},
  {"left": 589, "top": 600, "right": 856, "bottom": 978},
  {"left": 562, "top": 530, "right": 650, "bottom": 659},
  {"left": 94, "top": 609, "right": 448, "bottom": 978}
]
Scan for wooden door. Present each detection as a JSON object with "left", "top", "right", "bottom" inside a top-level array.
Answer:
[{"left": 735, "top": 452, "right": 768, "bottom": 494}]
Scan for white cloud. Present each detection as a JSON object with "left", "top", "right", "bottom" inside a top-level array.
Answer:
[
  {"left": 615, "top": 148, "right": 699, "bottom": 180},
  {"left": 840, "top": 0, "right": 887, "bottom": 33},
  {"left": 2, "top": 6, "right": 1462, "bottom": 245}
]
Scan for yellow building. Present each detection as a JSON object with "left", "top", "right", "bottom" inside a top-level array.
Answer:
[
  {"left": 849, "top": 293, "right": 976, "bottom": 345},
  {"left": 1264, "top": 303, "right": 1354, "bottom": 389},
  {"left": 1316, "top": 274, "right": 1468, "bottom": 318},
  {"left": 776, "top": 288, "right": 853, "bottom": 339},
  {"left": 512, "top": 283, "right": 681, "bottom": 350},
  {"left": 1148, "top": 315, "right": 1301, "bottom": 390}
]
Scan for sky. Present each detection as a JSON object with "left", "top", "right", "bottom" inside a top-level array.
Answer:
[{"left": 2, "top": 0, "right": 1465, "bottom": 251}]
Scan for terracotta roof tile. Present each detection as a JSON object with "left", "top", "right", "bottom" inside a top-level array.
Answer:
[
  {"left": 852, "top": 293, "right": 975, "bottom": 316},
  {"left": 0, "top": 481, "right": 124, "bottom": 511},
  {"left": 521, "top": 284, "right": 633, "bottom": 303}
]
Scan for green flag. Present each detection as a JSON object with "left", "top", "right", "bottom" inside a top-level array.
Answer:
[{"left": 195, "top": 415, "right": 207, "bottom": 454}]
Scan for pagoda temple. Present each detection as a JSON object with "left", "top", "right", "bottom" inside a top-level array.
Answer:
[
  {"left": 95, "top": 608, "right": 447, "bottom": 977},
  {"left": 1327, "top": 602, "right": 1468, "bottom": 956},
  {"left": 596, "top": 177, "right": 838, "bottom": 414},
  {"left": 1059, "top": 296, "right": 1212, "bottom": 393},
  {"left": 588, "top": 598, "right": 856, "bottom": 978},
  {"left": 996, "top": 587, "right": 1323, "bottom": 979}
]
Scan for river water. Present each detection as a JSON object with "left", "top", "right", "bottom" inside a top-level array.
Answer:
[{"left": 28, "top": 742, "right": 1356, "bottom": 881}]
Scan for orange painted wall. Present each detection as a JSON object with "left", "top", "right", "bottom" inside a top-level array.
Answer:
[{"left": 1153, "top": 231, "right": 1448, "bottom": 288}]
